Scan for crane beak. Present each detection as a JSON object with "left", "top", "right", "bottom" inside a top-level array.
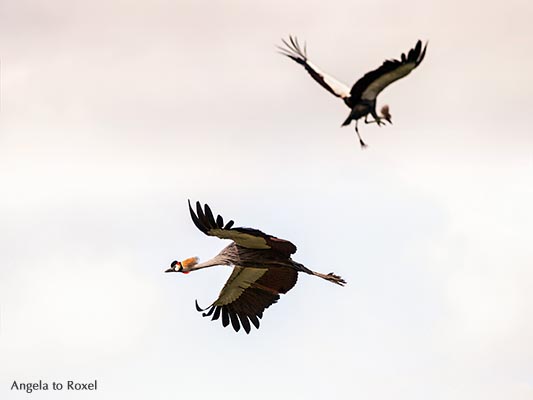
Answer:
[{"left": 164, "top": 267, "right": 190, "bottom": 274}]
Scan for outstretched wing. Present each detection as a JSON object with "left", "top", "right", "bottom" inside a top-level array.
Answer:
[
  {"left": 195, "top": 266, "right": 298, "bottom": 333},
  {"left": 279, "top": 36, "right": 350, "bottom": 99},
  {"left": 189, "top": 200, "right": 297, "bottom": 256},
  {"left": 350, "top": 40, "right": 428, "bottom": 103}
]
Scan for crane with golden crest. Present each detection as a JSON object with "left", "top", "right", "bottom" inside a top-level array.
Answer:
[
  {"left": 165, "top": 201, "right": 346, "bottom": 333},
  {"left": 279, "top": 36, "right": 428, "bottom": 147}
]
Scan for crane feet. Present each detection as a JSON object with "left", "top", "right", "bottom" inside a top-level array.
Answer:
[
  {"left": 375, "top": 117, "right": 385, "bottom": 127},
  {"left": 315, "top": 272, "right": 346, "bottom": 286},
  {"left": 326, "top": 273, "right": 346, "bottom": 286}
]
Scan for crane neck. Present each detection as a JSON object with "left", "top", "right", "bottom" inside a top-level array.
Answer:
[{"left": 186, "top": 256, "right": 229, "bottom": 272}]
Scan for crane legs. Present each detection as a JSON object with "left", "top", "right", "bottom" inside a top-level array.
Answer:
[
  {"left": 364, "top": 115, "right": 386, "bottom": 126},
  {"left": 294, "top": 262, "right": 347, "bottom": 286},
  {"left": 355, "top": 120, "right": 367, "bottom": 148},
  {"left": 310, "top": 271, "right": 346, "bottom": 286}
]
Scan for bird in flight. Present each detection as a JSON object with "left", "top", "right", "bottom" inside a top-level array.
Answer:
[
  {"left": 165, "top": 200, "right": 346, "bottom": 334},
  {"left": 279, "top": 36, "right": 428, "bottom": 147}
]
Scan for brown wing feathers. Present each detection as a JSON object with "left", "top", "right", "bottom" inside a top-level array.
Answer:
[
  {"left": 349, "top": 40, "right": 427, "bottom": 102},
  {"left": 189, "top": 200, "right": 234, "bottom": 234},
  {"left": 188, "top": 201, "right": 300, "bottom": 333},
  {"left": 189, "top": 200, "right": 297, "bottom": 255},
  {"left": 195, "top": 267, "right": 298, "bottom": 333}
]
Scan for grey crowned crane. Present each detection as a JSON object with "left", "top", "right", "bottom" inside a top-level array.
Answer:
[
  {"left": 165, "top": 201, "right": 346, "bottom": 333},
  {"left": 279, "top": 36, "right": 428, "bottom": 147}
]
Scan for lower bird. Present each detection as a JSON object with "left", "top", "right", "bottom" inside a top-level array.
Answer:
[
  {"left": 279, "top": 36, "right": 427, "bottom": 148},
  {"left": 165, "top": 200, "right": 346, "bottom": 333}
]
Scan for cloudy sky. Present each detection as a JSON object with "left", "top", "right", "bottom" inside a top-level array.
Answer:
[{"left": 1, "top": 0, "right": 532, "bottom": 399}]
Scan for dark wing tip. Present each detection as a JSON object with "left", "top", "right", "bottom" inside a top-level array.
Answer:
[
  {"left": 414, "top": 39, "right": 422, "bottom": 54},
  {"left": 229, "top": 311, "right": 241, "bottom": 332},
  {"left": 279, "top": 35, "right": 307, "bottom": 62},
  {"left": 212, "top": 306, "right": 221, "bottom": 321},
  {"left": 238, "top": 314, "right": 251, "bottom": 334},
  {"left": 407, "top": 47, "right": 415, "bottom": 61},
  {"left": 189, "top": 200, "right": 208, "bottom": 234},
  {"left": 190, "top": 200, "right": 227, "bottom": 234},
  {"left": 204, "top": 203, "right": 217, "bottom": 227},
  {"left": 202, "top": 306, "right": 215, "bottom": 317},
  {"left": 189, "top": 201, "right": 242, "bottom": 243},
  {"left": 224, "top": 220, "right": 234, "bottom": 229},
  {"left": 249, "top": 314, "right": 260, "bottom": 329},
  {"left": 410, "top": 39, "right": 428, "bottom": 66},
  {"left": 195, "top": 299, "right": 206, "bottom": 312},
  {"left": 196, "top": 201, "right": 207, "bottom": 226},
  {"left": 418, "top": 40, "right": 428, "bottom": 65},
  {"left": 208, "top": 307, "right": 258, "bottom": 333},
  {"left": 221, "top": 307, "right": 230, "bottom": 327}
]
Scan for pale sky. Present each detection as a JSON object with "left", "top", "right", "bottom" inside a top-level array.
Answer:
[{"left": 1, "top": 1, "right": 532, "bottom": 399}]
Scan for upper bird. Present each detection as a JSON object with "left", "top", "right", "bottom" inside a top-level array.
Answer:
[
  {"left": 165, "top": 200, "right": 346, "bottom": 334},
  {"left": 278, "top": 36, "right": 428, "bottom": 147}
]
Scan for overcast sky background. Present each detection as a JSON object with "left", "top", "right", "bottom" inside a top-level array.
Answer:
[{"left": 1, "top": 0, "right": 532, "bottom": 399}]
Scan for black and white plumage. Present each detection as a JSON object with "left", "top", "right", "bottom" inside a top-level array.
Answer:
[
  {"left": 279, "top": 36, "right": 428, "bottom": 147},
  {"left": 165, "top": 200, "right": 346, "bottom": 334}
]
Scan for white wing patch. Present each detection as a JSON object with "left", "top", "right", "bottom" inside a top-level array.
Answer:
[
  {"left": 215, "top": 267, "right": 267, "bottom": 306},
  {"left": 361, "top": 62, "right": 417, "bottom": 101},
  {"left": 306, "top": 60, "right": 351, "bottom": 99},
  {"left": 209, "top": 228, "right": 271, "bottom": 249}
]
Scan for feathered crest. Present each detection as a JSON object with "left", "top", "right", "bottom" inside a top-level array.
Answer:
[
  {"left": 182, "top": 257, "right": 199, "bottom": 269},
  {"left": 380, "top": 104, "right": 392, "bottom": 122}
]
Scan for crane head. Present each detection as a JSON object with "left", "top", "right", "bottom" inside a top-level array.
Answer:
[
  {"left": 380, "top": 105, "right": 392, "bottom": 124},
  {"left": 165, "top": 260, "right": 182, "bottom": 273},
  {"left": 165, "top": 257, "right": 199, "bottom": 274}
]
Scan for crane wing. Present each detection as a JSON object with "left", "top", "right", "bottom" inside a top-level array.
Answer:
[
  {"left": 350, "top": 40, "right": 428, "bottom": 103},
  {"left": 189, "top": 200, "right": 297, "bottom": 256},
  {"left": 195, "top": 266, "right": 298, "bottom": 333},
  {"left": 279, "top": 36, "right": 350, "bottom": 99}
]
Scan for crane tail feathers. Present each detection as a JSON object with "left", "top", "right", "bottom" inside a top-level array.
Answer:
[{"left": 341, "top": 115, "right": 352, "bottom": 127}]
